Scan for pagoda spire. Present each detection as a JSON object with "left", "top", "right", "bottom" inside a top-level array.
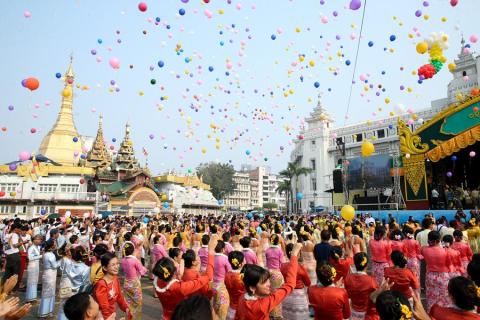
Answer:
[
  {"left": 85, "top": 115, "right": 112, "bottom": 169},
  {"left": 38, "top": 57, "right": 82, "bottom": 166},
  {"left": 114, "top": 123, "right": 140, "bottom": 171},
  {"left": 307, "top": 93, "right": 332, "bottom": 123}
]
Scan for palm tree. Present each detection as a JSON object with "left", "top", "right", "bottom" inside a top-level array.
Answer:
[
  {"left": 276, "top": 180, "right": 291, "bottom": 213},
  {"left": 279, "top": 162, "right": 313, "bottom": 213}
]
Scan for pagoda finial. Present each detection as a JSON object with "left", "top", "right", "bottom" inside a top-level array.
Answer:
[
  {"left": 85, "top": 114, "right": 111, "bottom": 169},
  {"left": 66, "top": 54, "right": 75, "bottom": 79}
]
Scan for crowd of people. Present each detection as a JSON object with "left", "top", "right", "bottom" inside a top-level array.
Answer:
[{"left": 0, "top": 210, "right": 479, "bottom": 320}]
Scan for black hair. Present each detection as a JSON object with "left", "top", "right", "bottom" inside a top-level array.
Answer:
[
  {"left": 374, "top": 226, "right": 386, "bottom": 241},
  {"left": 173, "top": 235, "right": 183, "bottom": 248},
  {"left": 422, "top": 218, "right": 433, "bottom": 229},
  {"left": 210, "top": 224, "right": 218, "bottom": 234},
  {"left": 320, "top": 229, "right": 331, "bottom": 241},
  {"left": 123, "top": 242, "right": 135, "bottom": 257},
  {"left": 228, "top": 251, "right": 244, "bottom": 270},
  {"left": 402, "top": 225, "right": 414, "bottom": 238},
  {"left": 123, "top": 232, "right": 132, "bottom": 241},
  {"left": 442, "top": 234, "right": 454, "bottom": 246},
  {"left": 100, "top": 252, "right": 117, "bottom": 269},
  {"left": 69, "top": 235, "right": 79, "bottom": 244},
  {"left": 376, "top": 290, "right": 411, "bottom": 320},
  {"left": 222, "top": 232, "right": 231, "bottom": 242},
  {"left": 214, "top": 240, "right": 225, "bottom": 253},
  {"left": 201, "top": 234, "right": 210, "bottom": 246},
  {"left": 153, "top": 235, "right": 160, "bottom": 245},
  {"left": 353, "top": 252, "right": 369, "bottom": 271},
  {"left": 70, "top": 246, "right": 87, "bottom": 263},
  {"left": 169, "top": 247, "right": 182, "bottom": 260},
  {"left": 330, "top": 246, "right": 343, "bottom": 261},
  {"left": 63, "top": 292, "right": 91, "bottom": 320},
  {"left": 391, "top": 250, "right": 407, "bottom": 268},
  {"left": 240, "top": 236, "right": 251, "bottom": 249},
  {"left": 92, "top": 234, "right": 103, "bottom": 243},
  {"left": 467, "top": 254, "right": 480, "bottom": 286},
  {"left": 153, "top": 257, "right": 176, "bottom": 281},
  {"left": 172, "top": 294, "right": 213, "bottom": 320},
  {"left": 448, "top": 276, "right": 480, "bottom": 311},
  {"left": 316, "top": 263, "right": 336, "bottom": 287},
  {"left": 389, "top": 229, "right": 404, "bottom": 241},
  {"left": 285, "top": 243, "right": 294, "bottom": 260},
  {"left": 44, "top": 239, "right": 56, "bottom": 252},
  {"left": 183, "top": 249, "right": 196, "bottom": 269},
  {"left": 93, "top": 243, "right": 108, "bottom": 258},
  {"left": 428, "top": 230, "right": 441, "bottom": 245},
  {"left": 241, "top": 264, "right": 271, "bottom": 295},
  {"left": 270, "top": 234, "right": 280, "bottom": 246},
  {"left": 453, "top": 229, "right": 463, "bottom": 241}
]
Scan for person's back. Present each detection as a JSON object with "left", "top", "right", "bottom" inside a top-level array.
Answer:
[{"left": 313, "top": 230, "right": 332, "bottom": 264}]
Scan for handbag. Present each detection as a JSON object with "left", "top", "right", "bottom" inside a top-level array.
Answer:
[{"left": 59, "top": 269, "right": 73, "bottom": 298}]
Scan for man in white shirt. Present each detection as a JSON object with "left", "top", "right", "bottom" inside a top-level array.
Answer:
[
  {"left": 2, "top": 223, "right": 27, "bottom": 287},
  {"left": 416, "top": 218, "right": 435, "bottom": 291},
  {"left": 365, "top": 213, "right": 375, "bottom": 226}
]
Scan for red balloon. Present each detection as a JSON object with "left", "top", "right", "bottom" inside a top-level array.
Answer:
[
  {"left": 0, "top": 191, "right": 5, "bottom": 197},
  {"left": 450, "top": 0, "right": 458, "bottom": 6},
  {"left": 138, "top": 2, "right": 148, "bottom": 12},
  {"left": 418, "top": 64, "right": 436, "bottom": 79},
  {"left": 80, "top": 178, "right": 85, "bottom": 184},
  {"left": 25, "top": 77, "right": 40, "bottom": 91}
]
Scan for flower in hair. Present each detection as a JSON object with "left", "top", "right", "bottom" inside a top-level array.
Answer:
[
  {"left": 360, "top": 256, "right": 368, "bottom": 267},
  {"left": 399, "top": 303, "right": 412, "bottom": 320},
  {"left": 330, "top": 267, "right": 337, "bottom": 281},
  {"left": 161, "top": 266, "right": 170, "bottom": 279},
  {"left": 231, "top": 258, "right": 239, "bottom": 267}
]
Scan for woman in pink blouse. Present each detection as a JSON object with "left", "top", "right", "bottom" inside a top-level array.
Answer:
[
  {"left": 213, "top": 240, "right": 232, "bottom": 320},
  {"left": 369, "top": 226, "right": 392, "bottom": 285},
  {"left": 421, "top": 230, "right": 454, "bottom": 312},
  {"left": 240, "top": 236, "right": 258, "bottom": 265},
  {"left": 198, "top": 234, "right": 210, "bottom": 273},
  {"left": 451, "top": 229, "right": 473, "bottom": 276},
  {"left": 121, "top": 242, "right": 147, "bottom": 319},
  {"left": 265, "top": 234, "right": 285, "bottom": 320},
  {"left": 402, "top": 225, "right": 422, "bottom": 281}
]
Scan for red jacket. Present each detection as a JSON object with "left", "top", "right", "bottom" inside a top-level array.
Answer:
[
  {"left": 93, "top": 276, "right": 129, "bottom": 320},
  {"left": 280, "top": 262, "right": 311, "bottom": 289},
  {"left": 156, "top": 254, "right": 214, "bottom": 320},
  {"left": 329, "top": 257, "right": 353, "bottom": 282},
  {"left": 308, "top": 285, "right": 351, "bottom": 320},
  {"left": 430, "top": 304, "right": 480, "bottom": 320},
  {"left": 182, "top": 267, "right": 214, "bottom": 298},
  {"left": 225, "top": 271, "right": 245, "bottom": 310},
  {"left": 383, "top": 267, "right": 419, "bottom": 298},
  {"left": 344, "top": 272, "right": 378, "bottom": 319},
  {"left": 234, "top": 256, "right": 298, "bottom": 320}
]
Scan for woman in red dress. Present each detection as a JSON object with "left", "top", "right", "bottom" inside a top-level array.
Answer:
[
  {"left": 329, "top": 246, "right": 353, "bottom": 282},
  {"left": 308, "top": 263, "right": 351, "bottom": 320},
  {"left": 225, "top": 251, "right": 245, "bottom": 320},
  {"left": 181, "top": 249, "right": 212, "bottom": 298},
  {"left": 369, "top": 226, "right": 392, "bottom": 286},
  {"left": 402, "top": 226, "right": 422, "bottom": 282},
  {"left": 93, "top": 252, "right": 131, "bottom": 320},
  {"left": 430, "top": 276, "right": 480, "bottom": 319},
  {"left": 344, "top": 252, "right": 381, "bottom": 320},
  {"left": 153, "top": 234, "right": 218, "bottom": 320},
  {"left": 234, "top": 243, "right": 302, "bottom": 320},
  {"left": 421, "top": 231, "right": 454, "bottom": 311},
  {"left": 383, "top": 250, "right": 420, "bottom": 300},
  {"left": 389, "top": 229, "right": 406, "bottom": 255},
  {"left": 451, "top": 229, "right": 473, "bottom": 276},
  {"left": 442, "top": 234, "right": 464, "bottom": 276},
  {"left": 280, "top": 243, "right": 311, "bottom": 320}
]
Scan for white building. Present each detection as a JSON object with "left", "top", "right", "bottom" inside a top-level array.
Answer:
[
  {"left": 291, "top": 40, "right": 479, "bottom": 211},
  {"left": 224, "top": 172, "right": 251, "bottom": 210}
]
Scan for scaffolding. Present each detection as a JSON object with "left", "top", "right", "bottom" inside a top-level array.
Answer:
[{"left": 387, "top": 152, "right": 406, "bottom": 210}]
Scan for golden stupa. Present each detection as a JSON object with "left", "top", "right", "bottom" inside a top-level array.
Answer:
[{"left": 38, "top": 57, "right": 84, "bottom": 166}]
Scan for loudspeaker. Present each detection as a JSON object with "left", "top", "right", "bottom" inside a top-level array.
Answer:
[{"left": 333, "top": 169, "right": 343, "bottom": 193}]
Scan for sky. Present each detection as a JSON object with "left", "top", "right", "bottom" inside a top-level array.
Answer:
[{"left": 0, "top": 0, "right": 477, "bottom": 175}]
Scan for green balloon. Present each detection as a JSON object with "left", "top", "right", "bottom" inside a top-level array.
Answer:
[
  {"left": 150, "top": 79, "right": 156, "bottom": 85},
  {"left": 431, "top": 59, "right": 443, "bottom": 73}
]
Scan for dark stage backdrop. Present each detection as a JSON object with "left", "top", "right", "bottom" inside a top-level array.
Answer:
[{"left": 347, "top": 154, "right": 392, "bottom": 189}]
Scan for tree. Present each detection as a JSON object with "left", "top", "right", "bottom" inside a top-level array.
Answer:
[
  {"left": 263, "top": 202, "right": 278, "bottom": 211},
  {"left": 196, "top": 162, "right": 236, "bottom": 200},
  {"left": 275, "top": 180, "right": 291, "bottom": 214},
  {"left": 279, "top": 162, "right": 313, "bottom": 213}
]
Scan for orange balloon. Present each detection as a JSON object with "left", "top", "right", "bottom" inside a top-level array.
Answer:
[
  {"left": 471, "top": 88, "right": 480, "bottom": 96},
  {"left": 25, "top": 77, "right": 40, "bottom": 91}
]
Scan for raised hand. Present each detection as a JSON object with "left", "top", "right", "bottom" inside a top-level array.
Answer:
[
  {"left": 1, "top": 275, "right": 18, "bottom": 295},
  {"left": 0, "top": 297, "right": 19, "bottom": 318},
  {"left": 410, "top": 288, "right": 431, "bottom": 320},
  {"left": 5, "top": 303, "right": 32, "bottom": 320}
]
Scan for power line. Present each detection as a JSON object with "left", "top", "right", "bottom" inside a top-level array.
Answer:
[{"left": 343, "top": 0, "right": 368, "bottom": 127}]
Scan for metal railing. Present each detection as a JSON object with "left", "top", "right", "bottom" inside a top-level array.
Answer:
[{"left": 32, "top": 191, "right": 97, "bottom": 201}]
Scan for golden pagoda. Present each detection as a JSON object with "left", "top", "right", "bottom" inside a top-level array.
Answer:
[
  {"left": 85, "top": 115, "right": 112, "bottom": 169},
  {"left": 38, "top": 57, "right": 83, "bottom": 166},
  {"left": 114, "top": 123, "right": 140, "bottom": 171}
]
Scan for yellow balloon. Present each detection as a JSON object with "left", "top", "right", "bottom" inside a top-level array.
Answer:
[
  {"left": 161, "top": 194, "right": 168, "bottom": 201},
  {"left": 448, "top": 63, "right": 456, "bottom": 72},
  {"left": 361, "top": 140, "right": 375, "bottom": 157},
  {"left": 416, "top": 42, "right": 428, "bottom": 54},
  {"left": 341, "top": 205, "right": 355, "bottom": 221},
  {"left": 62, "top": 88, "right": 72, "bottom": 97}
]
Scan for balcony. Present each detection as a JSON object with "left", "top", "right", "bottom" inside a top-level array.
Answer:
[{"left": 33, "top": 191, "right": 97, "bottom": 202}]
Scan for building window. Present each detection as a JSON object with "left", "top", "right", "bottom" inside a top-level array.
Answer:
[
  {"left": 377, "top": 129, "right": 385, "bottom": 139},
  {"left": 463, "top": 71, "right": 467, "bottom": 77},
  {"left": 0, "top": 205, "right": 15, "bottom": 214},
  {"left": 0, "top": 183, "right": 18, "bottom": 192},
  {"left": 311, "top": 140, "right": 316, "bottom": 145},
  {"left": 38, "top": 184, "right": 57, "bottom": 192},
  {"left": 311, "top": 177, "right": 317, "bottom": 191},
  {"left": 310, "top": 159, "right": 316, "bottom": 171},
  {"left": 355, "top": 133, "right": 363, "bottom": 142},
  {"left": 309, "top": 201, "right": 315, "bottom": 208},
  {"left": 60, "top": 184, "right": 79, "bottom": 193}
]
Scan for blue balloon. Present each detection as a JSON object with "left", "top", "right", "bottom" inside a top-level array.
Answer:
[
  {"left": 314, "top": 81, "right": 320, "bottom": 88},
  {"left": 143, "top": 217, "right": 149, "bottom": 223},
  {"left": 55, "top": 72, "right": 62, "bottom": 79},
  {"left": 73, "top": 137, "right": 78, "bottom": 142},
  {"left": 345, "top": 60, "right": 351, "bottom": 66},
  {"left": 40, "top": 209, "right": 46, "bottom": 215},
  {"left": 389, "top": 35, "right": 396, "bottom": 41},
  {"left": 271, "top": 34, "right": 276, "bottom": 40},
  {"left": 451, "top": 155, "right": 457, "bottom": 161},
  {"left": 388, "top": 124, "right": 393, "bottom": 129},
  {"left": 179, "top": 8, "right": 186, "bottom": 15},
  {"left": 163, "top": 201, "right": 170, "bottom": 209},
  {"left": 368, "top": 41, "right": 374, "bottom": 47},
  {"left": 208, "top": 66, "right": 214, "bottom": 72},
  {"left": 156, "top": 17, "right": 161, "bottom": 22},
  {"left": 296, "top": 192, "right": 303, "bottom": 200},
  {"left": 97, "top": 39, "right": 103, "bottom": 44},
  {"left": 245, "top": 150, "right": 251, "bottom": 155},
  {"left": 158, "top": 60, "right": 165, "bottom": 68}
]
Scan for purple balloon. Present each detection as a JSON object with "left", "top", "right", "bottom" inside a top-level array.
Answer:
[
  {"left": 21, "top": 79, "right": 27, "bottom": 87},
  {"left": 349, "top": 0, "right": 362, "bottom": 10},
  {"left": 8, "top": 105, "right": 14, "bottom": 111},
  {"left": 446, "top": 172, "right": 453, "bottom": 177},
  {"left": 181, "top": 0, "right": 189, "bottom": 2},
  {"left": 8, "top": 163, "right": 17, "bottom": 171},
  {"left": 415, "top": 10, "right": 422, "bottom": 17}
]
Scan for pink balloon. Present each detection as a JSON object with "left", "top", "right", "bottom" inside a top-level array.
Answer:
[
  {"left": 24, "top": 11, "right": 31, "bottom": 18},
  {"left": 109, "top": 57, "right": 120, "bottom": 69},
  {"left": 320, "top": 16, "right": 329, "bottom": 24},
  {"left": 19, "top": 151, "right": 31, "bottom": 161},
  {"left": 470, "top": 34, "right": 478, "bottom": 44},
  {"left": 469, "top": 151, "right": 476, "bottom": 157}
]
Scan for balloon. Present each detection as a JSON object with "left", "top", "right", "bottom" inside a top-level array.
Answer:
[
  {"left": 469, "top": 151, "right": 476, "bottom": 158},
  {"left": 415, "top": 10, "right": 422, "bottom": 17},
  {"left": 368, "top": 41, "right": 374, "bottom": 47},
  {"left": 179, "top": 8, "right": 186, "bottom": 15},
  {"left": 340, "top": 205, "right": 355, "bottom": 221},
  {"left": 10, "top": 192, "right": 16, "bottom": 197},
  {"left": 349, "top": 0, "right": 361, "bottom": 10},
  {"left": 451, "top": 155, "right": 457, "bottom": 161},
  {"left": 138, "top": 2, "right": 148, "bottom": 12},
  {"left": 80, "top": 178, "right": 85, "bottom": 184},
  {"left": 109, "top": 57, "right": 120, "bottom": 69},
  {"left": 55, "top": 72, "right": 62, "bottom": 78},
  {"left": 19, "top": 151, "right": 31, "bottom": 161},
  {"left": 73, "top": 137, "right": 78, "bottom": 142},
  {"left": 416, "top": 42, "right": 428, "bottom": 54},
  {"left": 65, "top": 210, "right": 71, "bottom": 218},
  {"left": 158, "top": 60, "right": 165, "bottom": 68},
  {"left": 161, "top": 194, "right": 168, "bottom": 201},
  {"left": 143, "top": 217, "right": 150, "bottom": 223},
  {"left": 471, "top": 88, "right": 480, "bottom": 96},
  {"left": 271, "top": 34, "right": 276, "bottom": 40},
  {"left": 314, "top": 81, "right": 320, "bottom": 88},
  {"left": 163, "top": 201, "right": 170, "bottom": 209},
  {"left": 450, "top": 0, "right": 458, "bottom": 6},
  {"left": 470, "top": 35, "right": 478, "bottom": 44},
  {"left": 24, "top": 11, "right": 31, "bottom": 18},
  {"left": 296, "top": 192, "right": 303, "bottom": 200},
  {"left": 8, "top": 163, "right": 17, "bottom": 171},
  {"left": 25, "top": 77, "right": 40, "bottom": 91},
  {"left": 245, "top": 150, "right": 251, "bottom": 155},
  {"left": 30, "top": 128, "right": 36, "bottom": 134},
  {"left": 418, "top": 64, "right": 436, "bottom": 79},
  {"left": 62, "top": 88, "right": 72, "bottom": 97},
  {"left": 40, "top": 209, "right": 46, "bottom": 215},
  {"left": 389, "top": 35, "right": 396, "bottom": 41},
  {"left": 446, "top": 171, "right": 453, "bottom": 177},
  {"left": 361, "top": 140, "right": 375, "bottom": 157}
]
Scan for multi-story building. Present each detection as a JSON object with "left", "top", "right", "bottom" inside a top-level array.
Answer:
[
  {"left": 290, "top": 40, "right": 479, "bottom": 211},
  {"left": 224, "top": 172, "right": 251, "bottom": 210}
]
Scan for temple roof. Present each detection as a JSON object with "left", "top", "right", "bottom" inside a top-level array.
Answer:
[
  {"left": 113, "top": 123, "right": 140, "bottom": 171},
  {"left": 85, "top": 115, "right": 112, "bottom": 169},
  {"left": 306, "top": 94, "right": 332, "bottom": 123},
  {"left": 38, "top": 57, "right": 83, "bottom": 166}
]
